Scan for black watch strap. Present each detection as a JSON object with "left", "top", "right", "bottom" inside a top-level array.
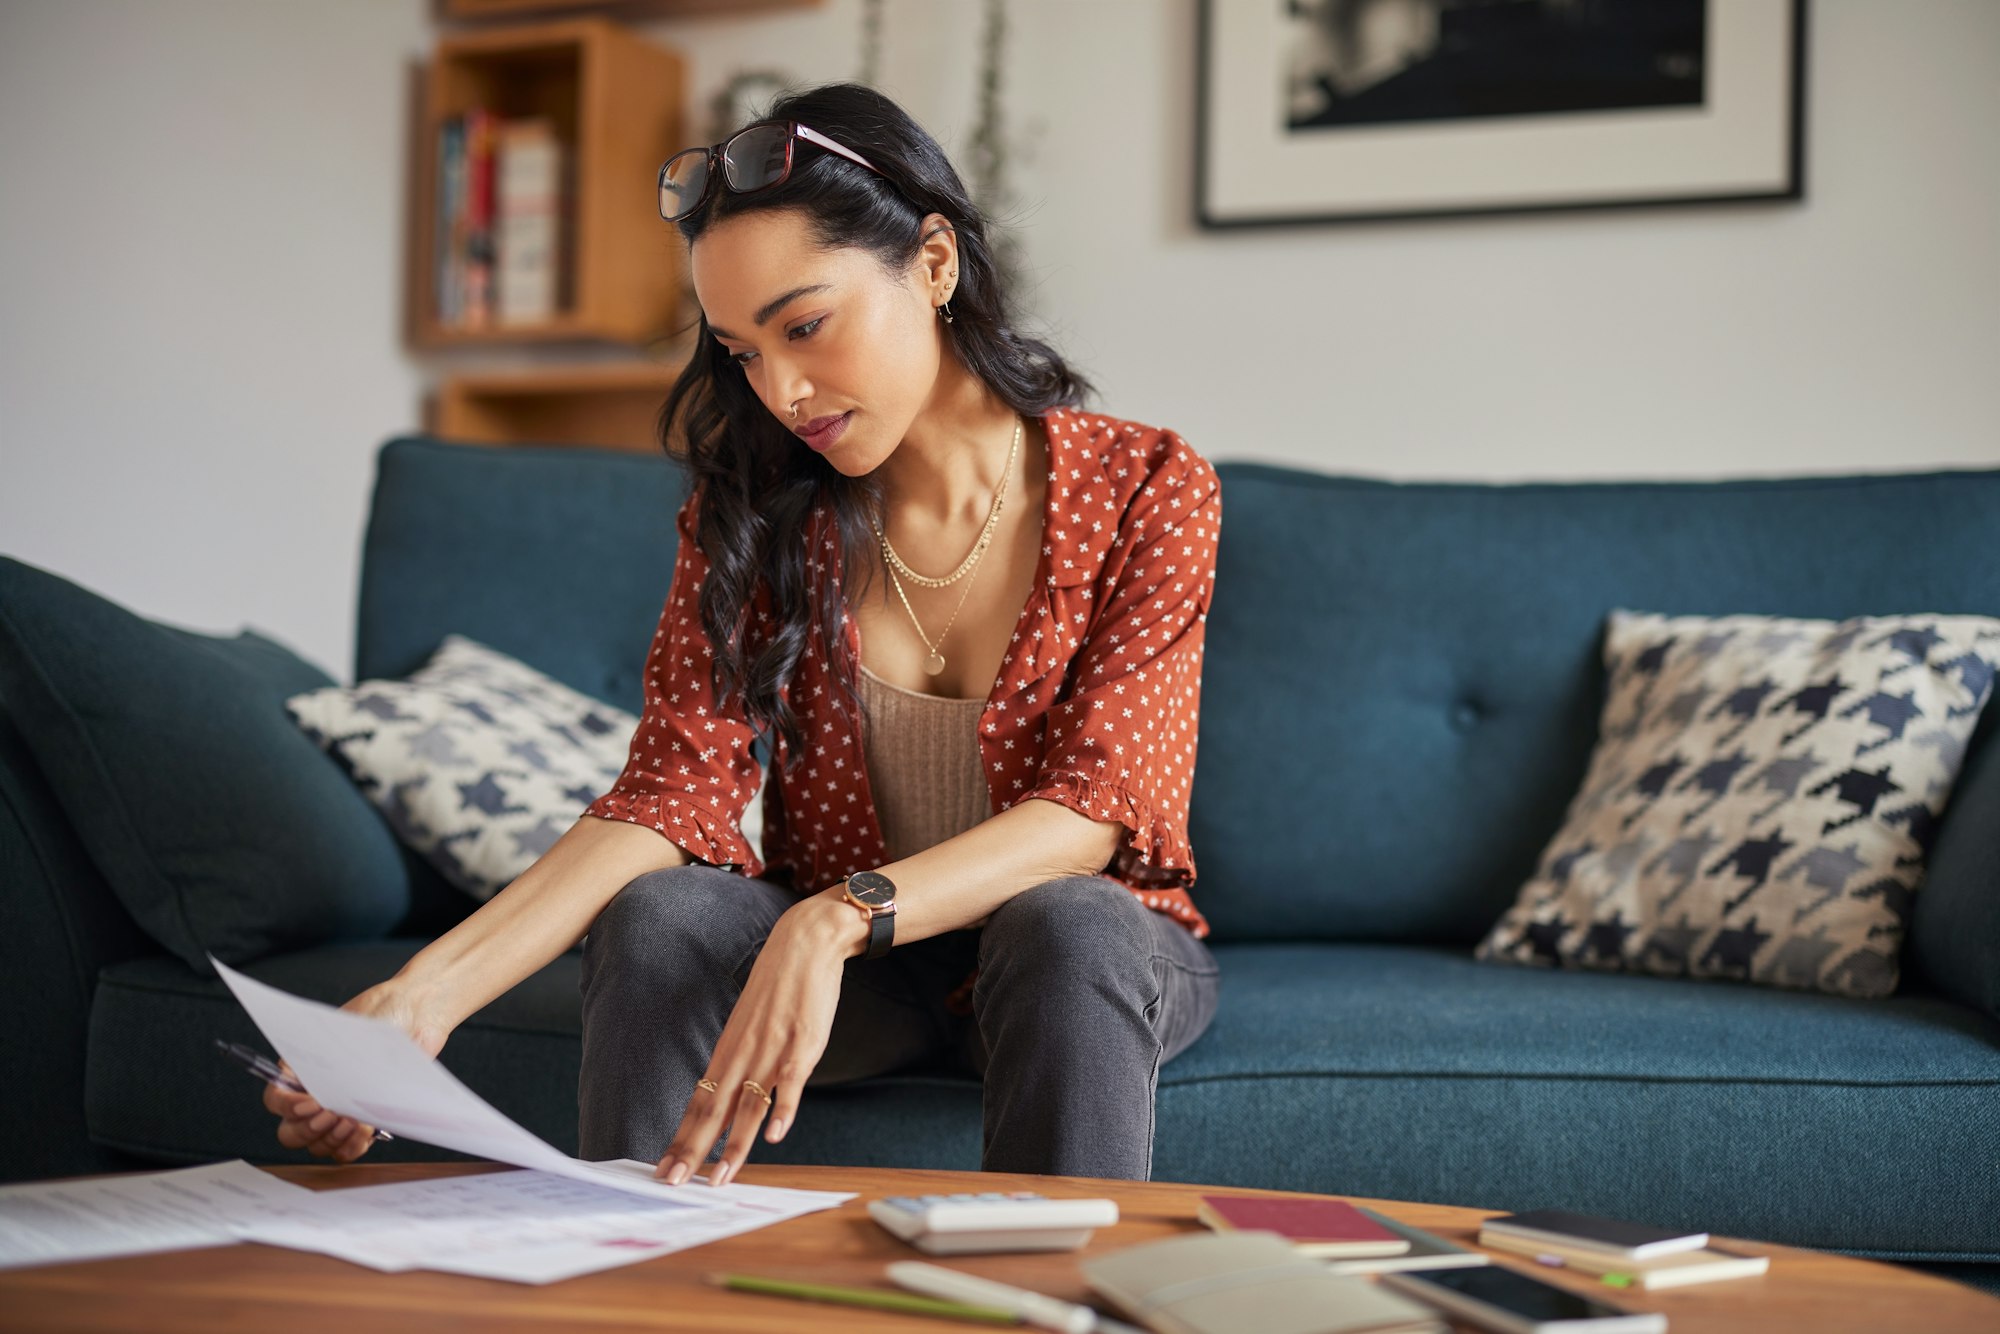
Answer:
[{"left": 864, "top": 910, "right": 894, "bottom": 960}]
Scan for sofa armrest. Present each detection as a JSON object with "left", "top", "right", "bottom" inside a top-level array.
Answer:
[
  {"left": 1911, "top": 707, "right": 2000, "bottom": 1021},
  {"left": 0, "top": 699, "right": 161, "bottom": 1182}
]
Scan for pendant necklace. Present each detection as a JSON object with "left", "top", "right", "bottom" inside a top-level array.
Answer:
[{"left": 869, "top": 414, "right": 1022, "bottom": 676}]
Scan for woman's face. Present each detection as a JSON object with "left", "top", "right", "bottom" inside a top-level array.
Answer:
[{"left": 691, "top": 207, "right": 952, "bottom": 476}]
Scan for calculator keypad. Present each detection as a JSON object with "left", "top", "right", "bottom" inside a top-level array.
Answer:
[{"left": 883, "top": 1191, "right": 1045, "bottom": 1213}]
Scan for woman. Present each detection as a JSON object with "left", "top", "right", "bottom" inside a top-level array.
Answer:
[{"left": 266, "top": 82, "right": 1223, "bottom": 1186}]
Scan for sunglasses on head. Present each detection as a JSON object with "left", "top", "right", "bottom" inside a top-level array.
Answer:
[{"left": 658, "top": 119, "right": 889, "bottom": 223}]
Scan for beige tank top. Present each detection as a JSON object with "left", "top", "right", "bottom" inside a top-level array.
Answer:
[{"left": 854, "top": 662, "right": 993, "bottom": 862}]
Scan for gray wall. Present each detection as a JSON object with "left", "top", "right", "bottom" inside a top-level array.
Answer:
[{"left": 3, "top": 0, "right": 1996, "bottom": 680}]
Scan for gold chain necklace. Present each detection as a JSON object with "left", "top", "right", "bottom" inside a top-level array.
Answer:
[
  {"left": 869, "top": 415, "right": 1022, "bottom": 676},
  {"left": 876, "top": 415, "right": 1023, "bottom": 588}
]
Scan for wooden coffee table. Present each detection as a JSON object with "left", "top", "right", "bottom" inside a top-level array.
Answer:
[{"left": 2, "top": 1161, "right": 1994, "bottom": 1332}]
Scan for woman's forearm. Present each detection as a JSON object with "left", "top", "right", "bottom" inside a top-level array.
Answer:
[
  {"left": 854, "top": 797, "right": 1125, "bottom": 948},
  {"left": 392, "top": 814, "right": 692, "bottom": 1031}
]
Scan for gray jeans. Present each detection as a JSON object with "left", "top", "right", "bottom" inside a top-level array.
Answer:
[{"left": 576, "top": 864, "right": 1221, "bottom": 1180}]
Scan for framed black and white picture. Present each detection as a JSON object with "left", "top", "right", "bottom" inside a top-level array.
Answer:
[{"left": 1196, "top": 0, "right": 1807, "bottom": 228}]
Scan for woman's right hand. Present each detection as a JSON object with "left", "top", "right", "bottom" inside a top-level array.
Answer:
[{"left": 263, "top": 979, "right": 453, "bottom": 1164}]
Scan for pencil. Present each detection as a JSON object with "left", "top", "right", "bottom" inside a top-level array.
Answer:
[{"left": 707, "top": 1272, "right": 1022, "bottom": 1323}]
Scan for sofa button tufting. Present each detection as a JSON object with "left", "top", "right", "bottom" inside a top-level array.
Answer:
[{"left": 1449, "top": 700, "right": 1482, "bottom": 731}]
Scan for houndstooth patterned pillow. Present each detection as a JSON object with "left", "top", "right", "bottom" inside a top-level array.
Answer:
[
  {"left": 1477, "top": 610, "right": 2000, "bottom": 998},
  {"left": 287, "top": 635, "right": 762, "bottom": 900}
]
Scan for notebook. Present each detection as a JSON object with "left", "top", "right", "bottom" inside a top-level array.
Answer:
[
  {"left": 1478, "top": 1230, "right": 1771, "bottom": 1290},
  {"left": 1080, "top": 1231, "right": 1447, "bottom": 1334},
  {"left": 1326, "top": 1207, "right": 1490, "bottom": 1275},
  {"left": 1196, "top": 1195, "right": 1410, "bottom": 1259},
  {"left": 1479, "top": 1210, "right": 1707, "bottom": 1260}
]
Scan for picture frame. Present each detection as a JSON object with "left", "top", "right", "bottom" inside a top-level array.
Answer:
[{"left": 1195, "top": 0, "right": 1807, "bottom": 229}]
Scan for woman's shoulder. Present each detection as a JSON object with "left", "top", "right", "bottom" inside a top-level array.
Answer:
[{"left": 1044, "top": 405, "right": 1220, "bottom": 533}]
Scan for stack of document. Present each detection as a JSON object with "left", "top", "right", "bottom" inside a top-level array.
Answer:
[
  {"left": 0, "top": 959, "right": 855, "bottom": 1285},
  {"left": 1, "top": 1159, "right": 853, "bottom": 1285},
  {"left": 0, "top": 1160, "right": 312, "bottom": 1271},
  {"left": 245, "top": 1160, "right": 851, "bottom": 1283}
]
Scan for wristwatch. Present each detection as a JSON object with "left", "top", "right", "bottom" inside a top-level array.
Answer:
[{"left": 840, "top": 870, "right": 899, "bottom": 960}]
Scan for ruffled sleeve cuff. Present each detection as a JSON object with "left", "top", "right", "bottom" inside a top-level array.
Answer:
[
  {"left": 1013, "top": 767, "right": 1196, "bottom": 892},
  {"left": 582, "top": 788, "right": 766, "bottom": 879}
]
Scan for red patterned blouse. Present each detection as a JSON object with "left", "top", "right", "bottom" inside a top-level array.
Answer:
[{"left": 583, "top": 404, "right": 1223, "bottom": 982}]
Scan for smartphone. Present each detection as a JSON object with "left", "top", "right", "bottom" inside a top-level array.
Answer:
[{"left": 1380, "top": 1265, "right": 1668, "bottom": 1334}]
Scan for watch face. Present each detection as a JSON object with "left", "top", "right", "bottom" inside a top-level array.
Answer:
[{"left": 847, "top": 871, "right": 896, "bottom": 906}]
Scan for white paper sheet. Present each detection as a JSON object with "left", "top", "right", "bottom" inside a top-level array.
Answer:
[
  {"left": 208, "top": 956, "right": 855, "bottom": 1214},
  {"left": 0, "top": 1160, "right": 311, "bottom": 1270},
  {"left": 231, "top": 1162, "right": 853, "bottom": 1284}
]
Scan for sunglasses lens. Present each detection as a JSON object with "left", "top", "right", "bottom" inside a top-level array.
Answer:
[
  {"left": 660, "top": 149, "right": 710, "bottom": 221},
  {"left": 722, "top": 123, "right": 792, "bottom": 192}
]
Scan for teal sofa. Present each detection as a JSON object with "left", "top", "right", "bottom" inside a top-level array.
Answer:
[{"left": 5, "top": 436, "right": 1997, "bottom": 1294}]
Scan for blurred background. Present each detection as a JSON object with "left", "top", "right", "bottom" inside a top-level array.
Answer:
[{"left": 1, "top": 0, "right": 1995, "bottom": 679}]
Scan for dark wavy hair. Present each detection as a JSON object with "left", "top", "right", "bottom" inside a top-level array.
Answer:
[{"left": 656, "top": 81, "right": 1096, "bottom": 776}]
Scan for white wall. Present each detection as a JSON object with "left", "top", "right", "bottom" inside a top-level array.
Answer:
[
  {"left": 0, "top": 0, "right": 430, "bottom": 679},
  {"left": 3, "top": 0, "right": 1996, "bottom": 680}
]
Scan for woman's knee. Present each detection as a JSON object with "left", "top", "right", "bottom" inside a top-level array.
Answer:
[{"left": 979, "top": 876, "right": 1154, "bottom": 981}]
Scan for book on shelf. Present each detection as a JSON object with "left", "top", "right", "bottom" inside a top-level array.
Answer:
[
  {"left": 436, "top": 114, "right": 463, "bottom": 325},
  {"left": 436, "top": 108, "right": 566, "bottom": 330},
  {"left": 496, "top": 118, "right": 565, "bottom": 325},
  {"left": 1477, "top": 1229, "right": 1771, "bottom": 1290},
  {"left": 464, "top": 106, "right": 494, "bottom": 328}
]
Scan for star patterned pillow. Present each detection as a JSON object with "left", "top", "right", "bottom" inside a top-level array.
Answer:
[
  {"left": 286, "top": 635, "right": 762, "bottom": 901},
  {"left": 1476, "top": 610, "right": 2000, "bottom": 999}
]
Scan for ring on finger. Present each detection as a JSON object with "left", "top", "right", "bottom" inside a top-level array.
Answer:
[
  {"left": 742, "top": 1079, "right": 773, "bottom": 1107},
  {"left": 697, "top": 1078, "right": 721, "bottom": 1093}
]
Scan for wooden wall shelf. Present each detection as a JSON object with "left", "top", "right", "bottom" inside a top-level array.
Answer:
[
  {"left": 410, "top": 16, "right": 686, "bottom": 349},
  {"left": 426, "top": 360, "right": 694, "bottom": 451},
  {"left": 409, "top": 1, "right": 825, "bottom": 446},
  {"left": 440, "top": 0, "right": 821, "bottom": 22}
]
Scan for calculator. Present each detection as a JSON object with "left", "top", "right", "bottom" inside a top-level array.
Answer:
[{"left": 867, "top": 1190, "right": 1121, "bottom": 1254}]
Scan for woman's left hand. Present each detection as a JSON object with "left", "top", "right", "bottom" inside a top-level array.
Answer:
[{"left": 652, "top": 889, "right": 861, "bottom": 1186}]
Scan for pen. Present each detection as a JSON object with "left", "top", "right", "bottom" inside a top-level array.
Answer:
[
  {"left": 213, "top": 1039, "right": 394, "bottom": 1143},
  {"left": 888, "top": 1261, "right": 1152, "bottom": 1334},
  {"left": 707, "top": 1272, "right": 1021, "bottom": 1324}
]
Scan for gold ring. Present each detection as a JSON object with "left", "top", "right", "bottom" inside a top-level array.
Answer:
[
  {"left": 697, "top": 1079, "right": 721, "bottom": 1093},
  {"left": 742, "top": 1079, "right": 773, "bottom": 1106}
]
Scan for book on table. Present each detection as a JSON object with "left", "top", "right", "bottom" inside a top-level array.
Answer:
[
  {"left": 1477, "top": 1229, "right": 1771, "bottom": 1290},
  {"left": 1082, "top": 1230, "right": 1447, "bottom": 1334},
  {"left": 1196, "top": 1195, "right": 1411, "bottom": 1259},
  {"left": 1325, "top": 1207, "right": 1490, "bottom": 1275},
  {"left": 1477, "top": 1209, "right": 1709, "bottom": 1260}
]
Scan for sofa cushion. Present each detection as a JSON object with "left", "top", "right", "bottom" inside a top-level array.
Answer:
[
  {"left": 1148, "top": 945, "right": 2000, "bottom": 1260},
  {"left": 0, "top": 557, "right": 416, "bottom": 975},
  {"left": 353, "top": 437, "right": 779, "bottom": 773},
  {"left": 355, "top": 438, "right": 686, "bottom": 711},
  {"left": 1191, "top": 466, "right": 2000, "bottom": 973},
  {"left": 86, "top": 941, "right": 2000, "bottom": 1260},
  {"left": 1478, "top": 610, "right": 2000, "bottom": 998},
  {"left": 286, "top": 634, "right": 649, "bottom": 902}
]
